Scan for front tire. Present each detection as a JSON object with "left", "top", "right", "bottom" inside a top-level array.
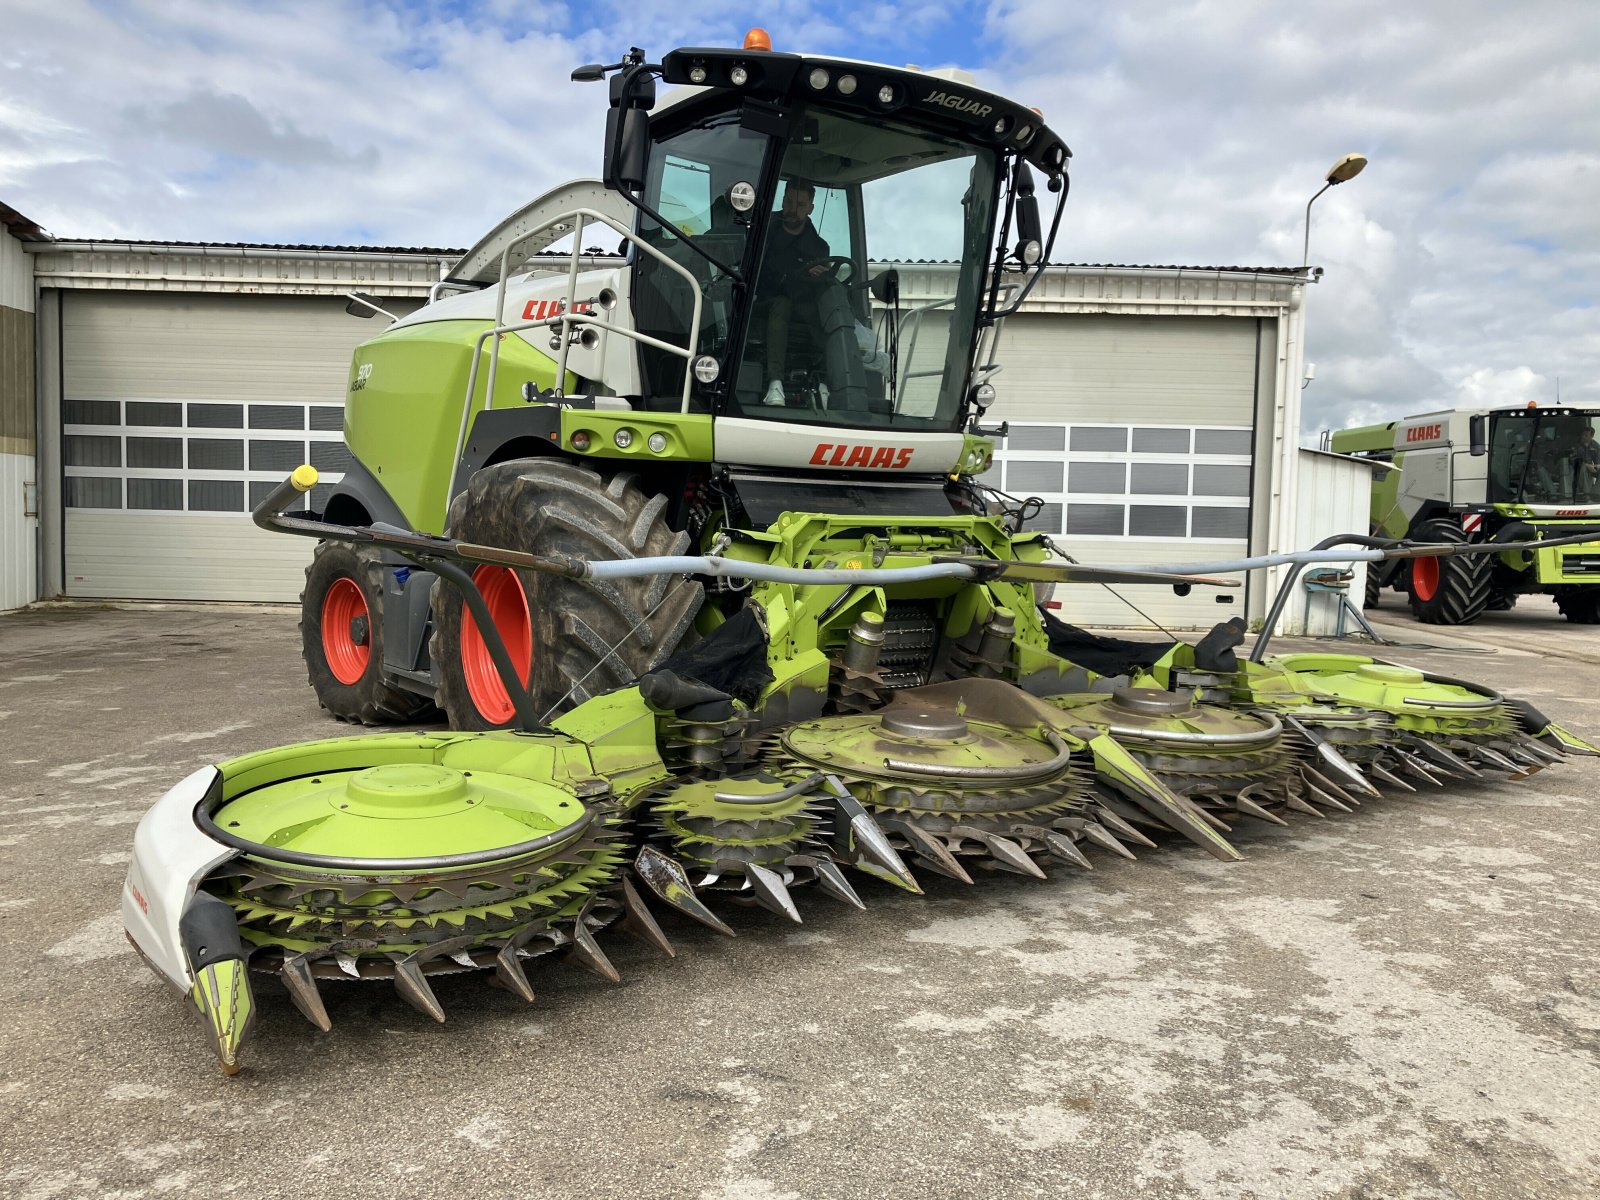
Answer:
[
  {"left": 429, "top": 459, "right": 704, "bottom": 730},
  {"left": 300, "top": 541, "right": 434, "bottom": 723},
  {"left": 1556, "top": 588, "right": 1600, "bottom": 624},
  {"left": 1406, "top": 518, "right": 1491, "bottom": 625}
]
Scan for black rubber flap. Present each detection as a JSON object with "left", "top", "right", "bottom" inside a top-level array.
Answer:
[{"left": 652, "top": 606, "right": 774, "bottom": 706}]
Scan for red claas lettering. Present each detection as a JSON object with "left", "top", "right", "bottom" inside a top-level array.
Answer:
[{"left": 809, "top": 443, "right": 914, "bottom": 469}]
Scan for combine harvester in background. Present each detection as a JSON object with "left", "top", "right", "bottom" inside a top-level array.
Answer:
[
  {"left": 1333, "top": 404, "right": 1600, "bottom": 624},
  {"left": 119, "top": 32, "right": 1596, "bottom": 1074}
]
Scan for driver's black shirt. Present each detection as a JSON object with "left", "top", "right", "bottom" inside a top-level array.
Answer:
[{"left": 759, "top": 216, "right": 829, "bottom": 292}]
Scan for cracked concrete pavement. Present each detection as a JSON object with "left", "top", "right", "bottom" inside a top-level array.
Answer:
[{"left": 1, "top": 597, "right": 1597, "bottom": 1199}]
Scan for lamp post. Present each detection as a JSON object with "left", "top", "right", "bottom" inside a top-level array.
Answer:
[{"left": 1301, "top": 152, "right": 1368, "bottom": 268}]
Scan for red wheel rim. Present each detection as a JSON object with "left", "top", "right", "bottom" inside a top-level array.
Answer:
[
  {"left": 321, "top": 578, "right": 371, "bottom": 686},
  {"left": 1413, "top": 557, "right": 1440, "bottom": 603},
  {"left": 461, "top": 565, "right": 531, "bottom": 725}
]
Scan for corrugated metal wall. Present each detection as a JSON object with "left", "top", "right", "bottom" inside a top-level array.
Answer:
[
  {"left": 1, "top": 227, "right": 37, "bottom": 611},
  {"left": 1288, "top": 449, "right": 1379, "bottom": 635}
]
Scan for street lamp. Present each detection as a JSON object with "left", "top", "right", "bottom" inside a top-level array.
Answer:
[{"left": 1302, "top": 152, "right": 1368, "bottom": 268}]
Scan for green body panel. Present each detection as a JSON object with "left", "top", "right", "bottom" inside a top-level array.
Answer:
[
  {"left": 1368, "top": 447, "right": 1409, "bottom": 539},
  {"left": 558, "top": 408, "right": 715, "bottom": 462},
  {"left": 1485, "top": 515, "right": 1600, "bottom": 585},
  {"left": 704, "top": 512, "right": 1051, "bottom": 683},
  {"left": 1328, "top": 422, "right": 1398, "bottom": 458},
  {"left": 347, "top": 321, "right": 573, "bottom": 533}
]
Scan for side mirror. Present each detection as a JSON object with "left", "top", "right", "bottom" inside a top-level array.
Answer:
[
  {"left": 604, "top": 67, "right": 655, "bottom": 193},
  {"left": 1012, "top": 160, "right": 1043, "bottom": 266},
  {"left": 344, "top": 292, "right": 381, "bottom": 318},
  {"left": 1469, "top": 414, "right": 1487, "bottom": 456}
]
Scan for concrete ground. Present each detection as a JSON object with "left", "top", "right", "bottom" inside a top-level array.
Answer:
[{"left": 1, "top": 597, "right": 1598, "bottom": 1200}]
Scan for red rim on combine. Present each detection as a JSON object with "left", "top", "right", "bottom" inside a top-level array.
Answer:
[
  {"left": 321, "top": 578, "right": 372, "bottom": 685},
  {"left": 462, "top": 565, "right": 532, "bottom": 724},
  {"left": 1412, "top": 558, "right": 1440, "bottom": 603}
]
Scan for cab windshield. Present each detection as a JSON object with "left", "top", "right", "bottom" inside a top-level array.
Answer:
[
  {"left": 632, "top": 103, "right": 998, "bottom": 430},
  {"left": 735, "top": 110, "right": 998, "bottom": 432},
  {"left": 1488, "top": 410, "right": 1600, "bottom": 505}
]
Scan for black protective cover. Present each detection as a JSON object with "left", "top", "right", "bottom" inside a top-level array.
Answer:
[{"left": 650, "top": 607, "right": 774, "bottom": 705}]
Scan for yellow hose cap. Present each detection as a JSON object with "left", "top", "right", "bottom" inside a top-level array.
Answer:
[{"left": 291, "top": 465, "right": 320, "bottom": 492}]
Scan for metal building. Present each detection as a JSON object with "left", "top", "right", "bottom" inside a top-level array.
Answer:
[
  {"left": 8, "top": 224, "right": 1313, "bottom": 628},
  {"left": 1, "top": 203, "right": 46, "bottom": 613}
]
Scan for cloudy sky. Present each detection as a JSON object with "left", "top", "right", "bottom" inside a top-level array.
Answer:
[{"left": 2, "top": 0, "right": 1597, "bottom": 434}]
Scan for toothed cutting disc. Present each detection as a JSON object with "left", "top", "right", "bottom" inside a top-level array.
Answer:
[
  {"left": 1046, "top": 689, "right": 1298, "bottom": 803},
  {"left": 780, "top": 709, "right": 1069, "bottom": 785},
  {"left": 199, "top": 742, "right": 625, "bottom": 975},
  {"left": 645, "top": 771, "right": 828, "bottom": 874}
]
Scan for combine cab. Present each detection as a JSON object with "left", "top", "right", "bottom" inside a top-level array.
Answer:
[
  {"left": 1332, "top": 405, "right": 1600, "bottom": 624},
  {"left": 120, "top": 32, "right": 1597, "bottom": 1075}
]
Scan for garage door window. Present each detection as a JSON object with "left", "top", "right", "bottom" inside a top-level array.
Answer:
[
  {"left": 993, "top": 422, "right": 1251, "bottom": 542},
  {"left": 64, "top": 400, "right": 346, "bottom": 514}
]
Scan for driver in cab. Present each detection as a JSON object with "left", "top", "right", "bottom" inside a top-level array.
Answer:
[{"left": 759, "top": 180, "right": 835, "bottom": 406}]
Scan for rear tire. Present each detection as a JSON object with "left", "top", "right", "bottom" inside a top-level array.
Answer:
[
  {"left": 430, "top": 459, "right": 704, "bottom": 730},
  {"left": 300, "top": 541, "right": 435, "bottom": 724},
  {"left": 1486, "top": 589, "right": 1518, "bottom": 612},
  {"left": 1556, "top": 588, "right": 1600, "bottom": 624},
  {"left": 1363, "top": 566, "right": 1381, "bottom": 609},
  {"left": 1406, "top": 518, "right": 1491, "bottom": 625}
]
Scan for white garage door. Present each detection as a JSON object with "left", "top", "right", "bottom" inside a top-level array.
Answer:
[
  {"left": 987, "top": 314, "right": 1262, "bottom": 628},
  {"left": 60, "top": 292, "right": 394, "bottom": 602}
]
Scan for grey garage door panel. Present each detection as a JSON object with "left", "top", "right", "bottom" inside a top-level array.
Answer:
[
  {"left": 62, "top": 291, "right": 401, "bottom": 402},
  {"left": 65, "top": 514, "right": 315, "bottom": 602},
  {"left": 993, "top": 313, "right": 1257, "bottom": 426},
  {"left": 59, "top": 292, "right": 399, "bottom": 602}
]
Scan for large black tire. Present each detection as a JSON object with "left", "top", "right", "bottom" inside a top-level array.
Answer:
[
  {"left": 300, "top": 541, "right": 435, "bottom": 723},
  {"left": 429, "top": 459, "right": 703, "bottom": 730},
  {"left": 1486, "top": 589, "right": 1519, "bottom": 612},
  {"left": 1406, "top": 518, "right": 1491, "bottom": 625},
  {"left": 1555, "top": 588, "right": 1600, "bottom": 624},
  {"left": 1363, "top": 565, "right": 1381, "bottom": 609}
]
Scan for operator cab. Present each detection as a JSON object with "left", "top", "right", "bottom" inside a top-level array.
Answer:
[
  {"left": 594, "top": 39, "right": 1069, "bottom": 440},
  {"left": 1486, "top": 408, "right": 1600, "bottom": 506}
]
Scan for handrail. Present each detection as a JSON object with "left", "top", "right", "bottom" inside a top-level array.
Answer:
[{"left": 444, "top": 204, "right": 707, "bottom": 518}]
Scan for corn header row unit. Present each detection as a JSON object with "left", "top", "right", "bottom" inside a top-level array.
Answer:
[{"left": 118, "top": 33, "right": 1597, "bottom": 1074}]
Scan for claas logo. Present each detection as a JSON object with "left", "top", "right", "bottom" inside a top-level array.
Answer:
[
  {"left": 1404, "top": 423, "right": 1443, "bottom": 443},
  {"left": 810, "top": 443, "right": 914, "bottom": 469},
  {"left": 521, "top": 299, "right": 594, "bottom": 321}
]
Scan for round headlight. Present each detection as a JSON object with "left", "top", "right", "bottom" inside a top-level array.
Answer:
[
  {"left": 1019, "top": 239, "right": 1043, "bottom": 266},
  {"left": 729, "top": 64, "right": 750, "bottom": 86},
  {"left": 1015, "top": 124, "right": 1034, "bottom": 146},
  {"left": 570, "top": 430, "right": 591, "bottom": 451},
  {"left": 693, "top": 355, "right": 721, "bottom": 384},
  {"left": 993, "top": 117, "right": 1008, "bottom": 136},
  {"left": 648, "top": 432, "right": 669, "bottom": 454},
  {"left": 613, "top": 428, "right": 634, "bottom": 449},
  {"left": 809, "top": 68, "right": 830, "bottom": 90},
  {"left": 728, "top": 181, "right": 756, "bottom": 212},
  {"left": 972, "top": 382, "right": 997, "bottom": 410},
  {"left": 878, "top": 84, "right": 896, "bottom": 105},
  {"left": 837, "top": 74, "right": 857, "bottom": 96},
  {"left": 688, "top": 65, "right": 707, "bottom": 84}
]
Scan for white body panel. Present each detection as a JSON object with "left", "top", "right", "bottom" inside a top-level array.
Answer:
[
  {"left": 397, "top": 266, "right": 642, "bottom": 398},
  {"left": 715, "top": 416, "right": 964, "bottom": 473},
  {"left": 122, "top": 766, "right": 238, "bottom": 992}
]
